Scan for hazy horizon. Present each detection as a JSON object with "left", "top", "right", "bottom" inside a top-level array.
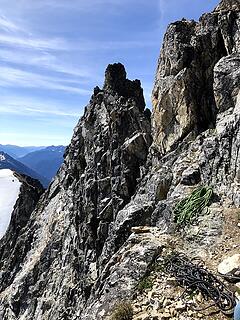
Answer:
[{"left": 0, "top": 143, "right": 65, "bottom": 147}]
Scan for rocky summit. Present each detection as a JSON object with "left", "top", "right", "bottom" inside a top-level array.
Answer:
[{"left": 0, "top": 0, "right": 239, "bottom": 319}]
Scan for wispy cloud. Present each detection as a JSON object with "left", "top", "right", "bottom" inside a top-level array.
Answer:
[
  {"left": 0, "top": 14, "right": 97, "bottom": 99},
  {"left": 0, "top": 49, "right": 98, "bottom": 80},
  {"left": 0, "top": 20, "right": 154, "bottom": 91},
  {"left": 0, "top": 95, "right": 81, "bottom": 118},
  {"left": 0, "top": 15, "right": 23, "bottom": 32},
  {"left": 0, "top": 32, "right": 156, "bottom": 52},
  {"left": 0, "top": 131, "right": 71, "bottom": 146},
  {"left": 75, "top": 39, "right": 156, "bottom": 51},
  {"left": 0, "top": 105, "right": 79, "bottom": 117},
  {"left": 20, "top": 0, "right": 131, "bottom": 12},
  {"left": 0, "top": 33, "right": 68, "bottom": 51},
  {"left": 0, "top": 66, "right": 91, "bottom": 94},
  {"left": 0, "top": 9, "right": 69, "bottom": 52}
]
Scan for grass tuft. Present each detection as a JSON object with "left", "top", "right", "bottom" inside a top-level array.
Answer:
[{"left": 110, "top": 302, "right": 133, "bottom": 320}]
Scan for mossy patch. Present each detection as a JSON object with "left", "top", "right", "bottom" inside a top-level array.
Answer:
[
  {"left": 110, "top": 302, "right": 133, "bottom": 320},
  {"left": 137, "top": 276, "right": 153, "bottom": 292}
]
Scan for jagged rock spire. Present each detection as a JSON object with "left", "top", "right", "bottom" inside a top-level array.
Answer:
[
  {"left": 214, "top": 0, "right": 240, "bottom": 11},
  {"left": 104, "top": 63, "right": 127, "bottom": 90},
  {"left": 103, "top": 63, "right": 146, "bottom": 111},
  {"left": 0, "top": 61, "right": 152, "bottom": 319}
]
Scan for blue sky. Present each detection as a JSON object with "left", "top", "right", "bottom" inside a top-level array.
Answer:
[{"left": 0, "top": 0, "right": 220, "bottom": 146}]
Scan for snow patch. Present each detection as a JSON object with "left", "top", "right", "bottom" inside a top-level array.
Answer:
[
  {"left": 0, "top": 154, "right": 6, "bottom": 161},
  {"left": 0, "top": 169, "right": 21, "bottom": 238}
]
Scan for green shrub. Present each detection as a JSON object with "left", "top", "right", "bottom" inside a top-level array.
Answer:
[
  {"left": 174, "top": 186, "right": 213, "bottom": 226},
  {"left": 137, "top": 276, "right": 153, "bottom": 292},
  {"left": 110, "top": 302, "right": 133, "bottom": 320}
]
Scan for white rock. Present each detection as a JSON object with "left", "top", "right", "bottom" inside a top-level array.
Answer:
[
  {"left": 218, "top": 254, "right": 240, "bottom": 274},
  {"left": 175, "top": 300, "right": 186, "bottom": 311},
  {"left": 131, "top": 226, "right": 151, "bottom": 234}
]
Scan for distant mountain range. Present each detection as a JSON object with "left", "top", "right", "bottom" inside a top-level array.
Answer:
[
  {"left": 19, "top": 146, "right": 66, "bottom": 183},
  {"left": 0, "top": 144, "right": 45, "bottom": 158},
  {"left": 0, "top": 145, "right": 66, "bottom": 187},
  {"left": 0, "top": 152, "right": 49, "bottom": 188}
]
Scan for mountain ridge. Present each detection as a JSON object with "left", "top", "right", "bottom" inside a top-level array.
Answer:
[
  {"left": 0, "top": 144, "right": 45, "bottom": 158},
  {"left": 0, "top": 1, "right": 239, "bottom": 319},
  {"left": 18, "top": 145, "right": 66, "bottom": 183},
  {"left": 0, "top": 152, "right": 48, "bottom": 188}
]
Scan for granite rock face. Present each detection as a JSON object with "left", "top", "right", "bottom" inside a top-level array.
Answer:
[
  {"left": 214, "top": 53, "right": 240, "bottom": 112},
  {"left": 152, "top": 0, "right": 239, "bottom": 155},
  {"left": 0, "top": 1, "right": 239, "bottom": 319},
  {"left": 215, "top": 0, "right": 240, "bottom": 12}
]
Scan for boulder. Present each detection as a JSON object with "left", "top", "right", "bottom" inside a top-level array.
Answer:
[{"left": 218, "top": 254, "right": 240, "bottom": 274}]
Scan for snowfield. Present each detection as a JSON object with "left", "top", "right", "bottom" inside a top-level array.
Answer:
[{"left": 0, "top": 169, "right": 21, "bottom": 238}]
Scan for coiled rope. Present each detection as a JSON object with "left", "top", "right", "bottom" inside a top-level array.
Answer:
[
  {"left": 174, "top": 186, "right": 213, "bottom": 226},
  {"left": 164, "top": 253, "right": 236, "bottom": 314}
]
